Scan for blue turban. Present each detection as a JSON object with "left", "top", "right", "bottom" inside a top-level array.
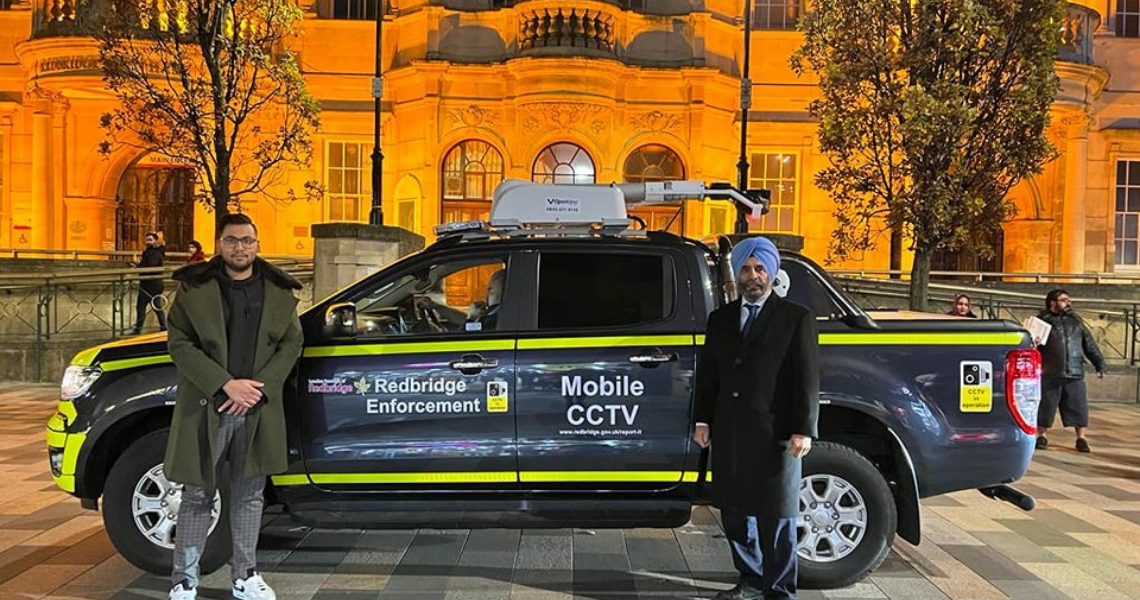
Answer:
[{"left": 731, "top": 237, "right": 780, "bottom": 281}]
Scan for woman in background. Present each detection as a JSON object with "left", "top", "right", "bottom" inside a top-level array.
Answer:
[
  {"left": 187, "top": 240, "right": 206, "bottom": 263},
  {"left": 948, "top": 293, "right": 978, "bottom": 318}
]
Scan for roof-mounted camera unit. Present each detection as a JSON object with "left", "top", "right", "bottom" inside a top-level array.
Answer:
[{"left": 431, "top": 179, "right": 771, "bottom": 238}]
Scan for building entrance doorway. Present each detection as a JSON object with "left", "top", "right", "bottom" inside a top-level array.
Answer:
[{"left": 116, "top": 164, "right": 196, "bottom": 252}]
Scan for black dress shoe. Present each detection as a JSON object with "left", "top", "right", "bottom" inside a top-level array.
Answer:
[{"left": 714, "top": 583, "right": 765, "bottom": 600}]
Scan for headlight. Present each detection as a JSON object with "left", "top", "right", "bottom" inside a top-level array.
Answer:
[{"left": 60, "top": 365, "right": 102, "bottom": 400}]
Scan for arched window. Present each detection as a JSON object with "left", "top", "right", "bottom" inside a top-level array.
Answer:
[
  {"left": 442, "top": 140, "right": 504, "bottom": 201},
  {"left": 622, "top": 144, "right": 685, "bottom": 182},
  {"left": 531, "top": 143, "right": 595, "bottom": 185},
  {"left": 441, "top": 140, "right": 504, "bottom": 224},
  {"left": 623, "top": 144, "right": 686, "bottom": 234}
]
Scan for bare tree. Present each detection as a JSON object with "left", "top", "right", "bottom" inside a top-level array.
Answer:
[{"left": 97, "top": 0, "right": 321, "bottom": 234}]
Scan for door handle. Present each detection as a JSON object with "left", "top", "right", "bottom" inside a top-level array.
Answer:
[
  {"left": 449, "top": 354, "right": 499, "bottom": 374},
  {"left": 628, "top": 349, "right": 678, "bottom": 367}
]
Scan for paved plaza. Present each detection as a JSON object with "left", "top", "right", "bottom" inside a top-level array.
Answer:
[{"left": 2, "top": 384, "right": 1140, "bottom": 600}]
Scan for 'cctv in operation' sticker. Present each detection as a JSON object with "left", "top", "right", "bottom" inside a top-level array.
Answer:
[
  {"left": 959, "top": 361, "right": 993, "bottom": 413},
  {"left": 487, "top": 381, "right": 509, "bottom": 413}
]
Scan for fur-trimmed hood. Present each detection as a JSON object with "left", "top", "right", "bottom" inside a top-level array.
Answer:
[{"left": 172, "top": 256, "right": 303, "bottom": 291}]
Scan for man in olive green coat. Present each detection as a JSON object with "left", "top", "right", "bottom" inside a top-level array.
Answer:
[{"left": 165, "top": 213, "right": 302, "bottom": 600}]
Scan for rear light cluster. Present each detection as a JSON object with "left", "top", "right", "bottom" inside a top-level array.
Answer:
[{"left": 1006, "top": 349, "right": 1042, "bottom": 435}]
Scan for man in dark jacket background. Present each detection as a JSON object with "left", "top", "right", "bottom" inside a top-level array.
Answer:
[
  {"left": 693, "top": 236, "right": 820, "bottom": 600},
  {"left": 1036, "top": 288, "right": 1106, "bottom": 453},
  {"left": 132, "top": 231, "right": 167, "bottom": 334}
]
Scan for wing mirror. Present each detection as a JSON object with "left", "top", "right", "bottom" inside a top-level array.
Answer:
[{"left": 323, "top": 302, "right": 357, "bottom": 338}]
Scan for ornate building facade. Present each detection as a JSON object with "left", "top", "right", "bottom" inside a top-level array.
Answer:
[{"left": 0, "top": 0, "right": 1136, "bottom": 274}]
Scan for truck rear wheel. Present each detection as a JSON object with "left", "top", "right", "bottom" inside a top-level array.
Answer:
[
  {"left": 797, "top": 441, "right": 896, "bottom": 589},
  {"left": 102, "top": 429, "right": 231, "bottom": 575}
]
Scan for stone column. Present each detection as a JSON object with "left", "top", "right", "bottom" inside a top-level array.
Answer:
[
  {"left": 52, "top": 97, "right": 68, "bottom": 250},
  {"left": 30, "top": 92, "right": 53, "bottom": 249},
  {"left": 1060, "top": 114, "right": 1089, "bottom": 274},
  {"left": 0, "top": 113, "right": 11, "bottom": 249},
  {"left": 1097, "top": 0, "right": 1113, "bottom": 35},
  {"left": 311, "top": 223, "right": 425, "bottom": 302}
]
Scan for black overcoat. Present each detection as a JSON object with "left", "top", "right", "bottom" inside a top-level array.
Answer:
[{"left": 694, "top": 295, "right": 820, "bottom": 518}]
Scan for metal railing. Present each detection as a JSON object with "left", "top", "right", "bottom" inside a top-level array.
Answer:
[
  {"left": 829, "top": 267, "right": 1140, "bottom": 285},
  {"left": 0, "top": 246, "right": 312, "bottom": 265},
  {"left": 0, "top": 264, "right": 314, "bottom": 381},
  {"left": 836, "top": 276, "right": 1140, "bottom": 366}
]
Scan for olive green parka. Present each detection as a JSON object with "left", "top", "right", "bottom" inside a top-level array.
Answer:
[{"left": 163, "top": 256, "right": 303, "bottom": 488}]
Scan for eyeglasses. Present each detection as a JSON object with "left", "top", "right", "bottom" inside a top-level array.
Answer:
[{"left": 220, "top": 236, "right": 258, "bottom": 248}]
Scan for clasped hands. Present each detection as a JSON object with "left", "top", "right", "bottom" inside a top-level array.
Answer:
[{"left": 217, "top": 378, "right": 264, "bottom": 416}]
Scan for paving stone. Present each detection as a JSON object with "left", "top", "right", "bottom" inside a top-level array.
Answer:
[
  {"left": 988, "top": 579, "right": 1073, "bottom": 600},
  {"left": 1013, "top": 482, "right": 1073, "bottom": 501},
  {"left": 940, "top": 544, "right": 1040, "bottom": 581},
  {"left": 1083, "top": 484, "right": 1139, "bottom": 502},
  {"left": 970, "top": 531, "right": 1066, "bottom": 564},
  {"left": 995, "top": 518, "right": 1090, "bottom": 548},
  {"left": 1028, "top": 509, "right": 1105, "bottom": 534}
]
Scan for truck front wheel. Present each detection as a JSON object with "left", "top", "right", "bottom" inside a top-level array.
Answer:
[
  {"left": 797, "top": 441, "right": 897, "bottom": 589},
  {"left": 102, "top": 429, "right": 232, "bottom": 575}
]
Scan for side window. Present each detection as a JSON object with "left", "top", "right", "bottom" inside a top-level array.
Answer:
[
  {"left": 353, "top": 257, "right": 508, "bottom": 337},
  {"left": 779, "top": 260, "right": 842, "bottom": 319},
  {"left": 536, "top": 253, "right": 674, "bottom": 329}
]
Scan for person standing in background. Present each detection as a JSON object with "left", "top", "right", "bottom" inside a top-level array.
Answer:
[
  {"left": 131, "top": 231, "right": 167, "bottom": 334},
  {"left": 1036, "top": 288, "right": 1106, "bottom": 453}
]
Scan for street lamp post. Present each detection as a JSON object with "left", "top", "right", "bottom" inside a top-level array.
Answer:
[
  {"left": 734, "top": 0, "right": 753, "bottom": 235},
  {"left": 369, "top": 0, "right": 385, "bottom": 226}
]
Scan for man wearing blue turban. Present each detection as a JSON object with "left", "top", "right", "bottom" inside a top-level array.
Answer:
[{"left": 693, "top": 236, "right": 820, "bottom": 600}]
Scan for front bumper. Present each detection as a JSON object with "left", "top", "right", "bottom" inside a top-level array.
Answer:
[{"left": 45, "top": 400, "right": 85, "bottom": 494}]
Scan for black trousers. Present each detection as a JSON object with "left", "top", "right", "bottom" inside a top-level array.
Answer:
[
  {"left": 134, "top": 287, "right": 167, "bottom": 332},
  {"left": 722, "top": 508, "right": 798, "bottom": 599}
]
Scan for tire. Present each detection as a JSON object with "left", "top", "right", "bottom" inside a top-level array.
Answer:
[
  {"left": 102, "top": 429, "right": 232, "bottom": 575},
  {"left": 797, "top": 441, "right": 897, "bottom": 589}
]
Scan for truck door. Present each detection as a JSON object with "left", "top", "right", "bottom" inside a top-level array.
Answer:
[
  {"left": 513, "top": 248, "right": 697, "bottom": 492},
  {"left": 296, "top": 252, "right": 519, "bottom": 491}
]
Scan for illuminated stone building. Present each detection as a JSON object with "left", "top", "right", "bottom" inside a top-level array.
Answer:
[{"left": 0, "top": 0, "right": 1137, "bottom": 274}]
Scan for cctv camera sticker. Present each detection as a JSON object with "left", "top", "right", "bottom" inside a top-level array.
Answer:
[
  {"left": 959, "top": 361, "right": 993, "bottom": 413},
  {"left": 487, "top": 380, "right": 509, "bottom": 413},
  {"left": 773, "top": 268, "right": 791, "bottom": 298}
]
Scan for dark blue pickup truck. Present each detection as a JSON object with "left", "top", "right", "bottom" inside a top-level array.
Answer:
[{"left": 46, "top": 182, "right": 1040, "bottom": 589}]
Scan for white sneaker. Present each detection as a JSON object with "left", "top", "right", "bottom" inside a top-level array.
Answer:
[
  {"left": 169, "top": 583, "right": 196, "bottom": 600},
  {"left": 232, "top": 572, "right": 275, "bottom": 600}
]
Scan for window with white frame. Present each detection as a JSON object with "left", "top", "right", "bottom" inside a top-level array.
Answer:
[
  {"left": 752, "top": 0, "right": 802, "bottom": 30},
  {"left": 1117, "top": 0, "right": 1140, "bottom": 37},
  {"left": 748, "top": 152, "right": 798, "bottom": 233},
  {"left": 1115, "top": 160, "right": 1140, "bottom": 266},
  {"left": 327, "top": 142, "right": 368, "bottom": 222},
  {"left": 532, "top": 143, "right": 596, "bottom": 185}
]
